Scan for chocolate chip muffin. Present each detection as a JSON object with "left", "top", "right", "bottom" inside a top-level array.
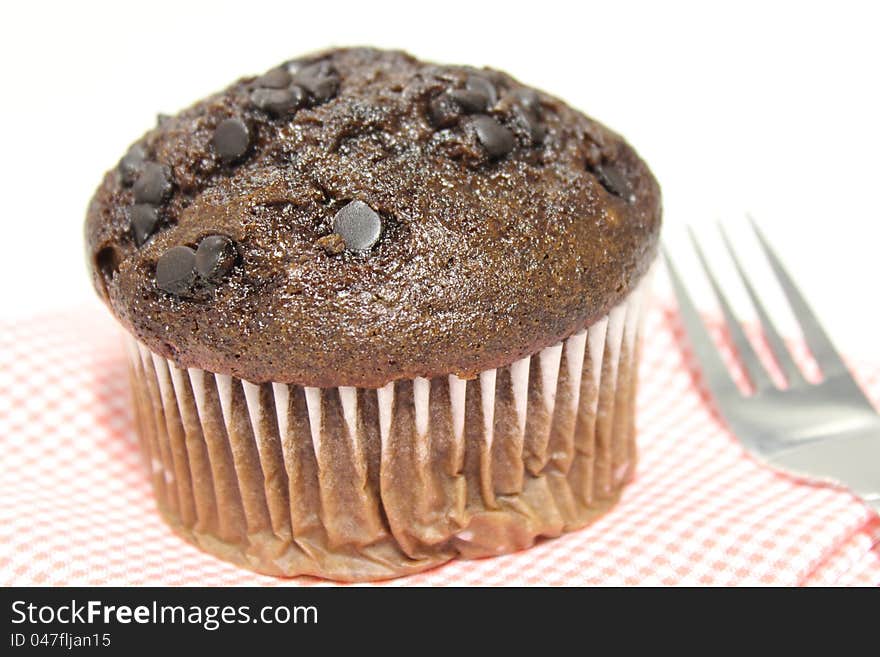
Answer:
[{"left": 85, "top": 47, "right": 661, "bottom": 581}]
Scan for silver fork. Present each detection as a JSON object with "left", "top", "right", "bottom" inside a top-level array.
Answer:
[{"left": 663, "top": 218, "right": 880, "bottom": 514}]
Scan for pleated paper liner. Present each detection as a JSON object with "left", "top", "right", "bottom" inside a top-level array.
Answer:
[{"left": 124, "top": 274, "right": 650, "bottom": 581}]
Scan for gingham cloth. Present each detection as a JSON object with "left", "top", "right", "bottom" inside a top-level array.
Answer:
[{"left": 1, "top": 303, "right": 878, "bottom": 586}]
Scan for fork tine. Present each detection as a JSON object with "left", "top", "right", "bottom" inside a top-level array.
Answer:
[
  {"left": 718, "top": 223, "right": 806, "bottom": 387},
  {"left": 662, "top": 246, "right": 739, "bottom": 399},
  {"left": 687, "top": 226, "right": 774, "bottom": 391},
  {"left": 748, "top": 216, "right": 847, "bottom": 378}
]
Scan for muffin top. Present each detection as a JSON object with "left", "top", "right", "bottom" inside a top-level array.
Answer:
[{"left": 85, "top": 47, "right": 661, "bottom": 387}]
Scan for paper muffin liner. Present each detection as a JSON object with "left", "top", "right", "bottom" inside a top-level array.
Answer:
[{"left": 123, "top": 273, "right": 651, "bottom": 581}]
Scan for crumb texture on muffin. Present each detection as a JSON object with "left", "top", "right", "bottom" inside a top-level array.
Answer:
[{"left": 85, "top": 47, "right": 661, "bottom": 387}]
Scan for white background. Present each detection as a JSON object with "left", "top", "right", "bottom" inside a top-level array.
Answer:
[{"left": 2, "top": 0, "right": 878, "bottom": 360}]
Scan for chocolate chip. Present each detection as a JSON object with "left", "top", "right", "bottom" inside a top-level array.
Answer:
[
  {"left": 250, "top": 85, "right": 305, "bottom": 116},
  {"left": 427, "top": 93, "right": 461, "bottom": 128},
  {"left": 195, "top": 235, "right": 236, "bottom": 282},
  {"left": 465, "top": 74, "right": 497, "bottom": 107},
  {"left": 212, "top": 118, "right": 251, "bottom": 163},
  {"left": 293, "top": 61, "right": 340, "bottom": 103},
  {"left": 332, "top": 201, "right": 382, "bottom": 251},
  {"left": 255, "top": 66, "right": 292, "bottom": 89},
  {"left": 448, "top": 75, "right": 498, "bottom": 114},
  {"left": 584, "top": 142, "right": 602, "bottom": 168},
  {"left": 118, "top": 144, "right": 146, "bottom": 186},
  {"left": 472, "top": 115, "right": 515, "bottom": 158},
  {"left": 513, "top": 106, "right": 546, "bottom": 144},
  {"left": 316, "top": 233, "right": 346, "bottom": 255},
  {"left": 156, "top": 113, "right": 171, "bottom": 126},
  {"left": 156, "top": 246, "right": 197, "bottom": 295},
  {"left": 512, "top": 88, "right": 540, "bottom": 114},
  {"left": 133, "top": 162, "right": 173, "bottom": 204},
  {"left": 509, "top": 89, "right": 544, "bottom": 144},
  {"left": 525, "top": 114, "right": 546, "bottom": 144},
  {"left": 129, "top": 204, "right": 159, "bottom": 246},
  {"left": 449, "top": 89, "right": 489, "bottom": 113},
  {"left": 594, "top": 163, "right": 635, "bottom": 203}
]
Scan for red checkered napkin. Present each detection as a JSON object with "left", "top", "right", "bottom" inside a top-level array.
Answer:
[{"left": 1, "top": 304, "right": 878, "bottom": 586}]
